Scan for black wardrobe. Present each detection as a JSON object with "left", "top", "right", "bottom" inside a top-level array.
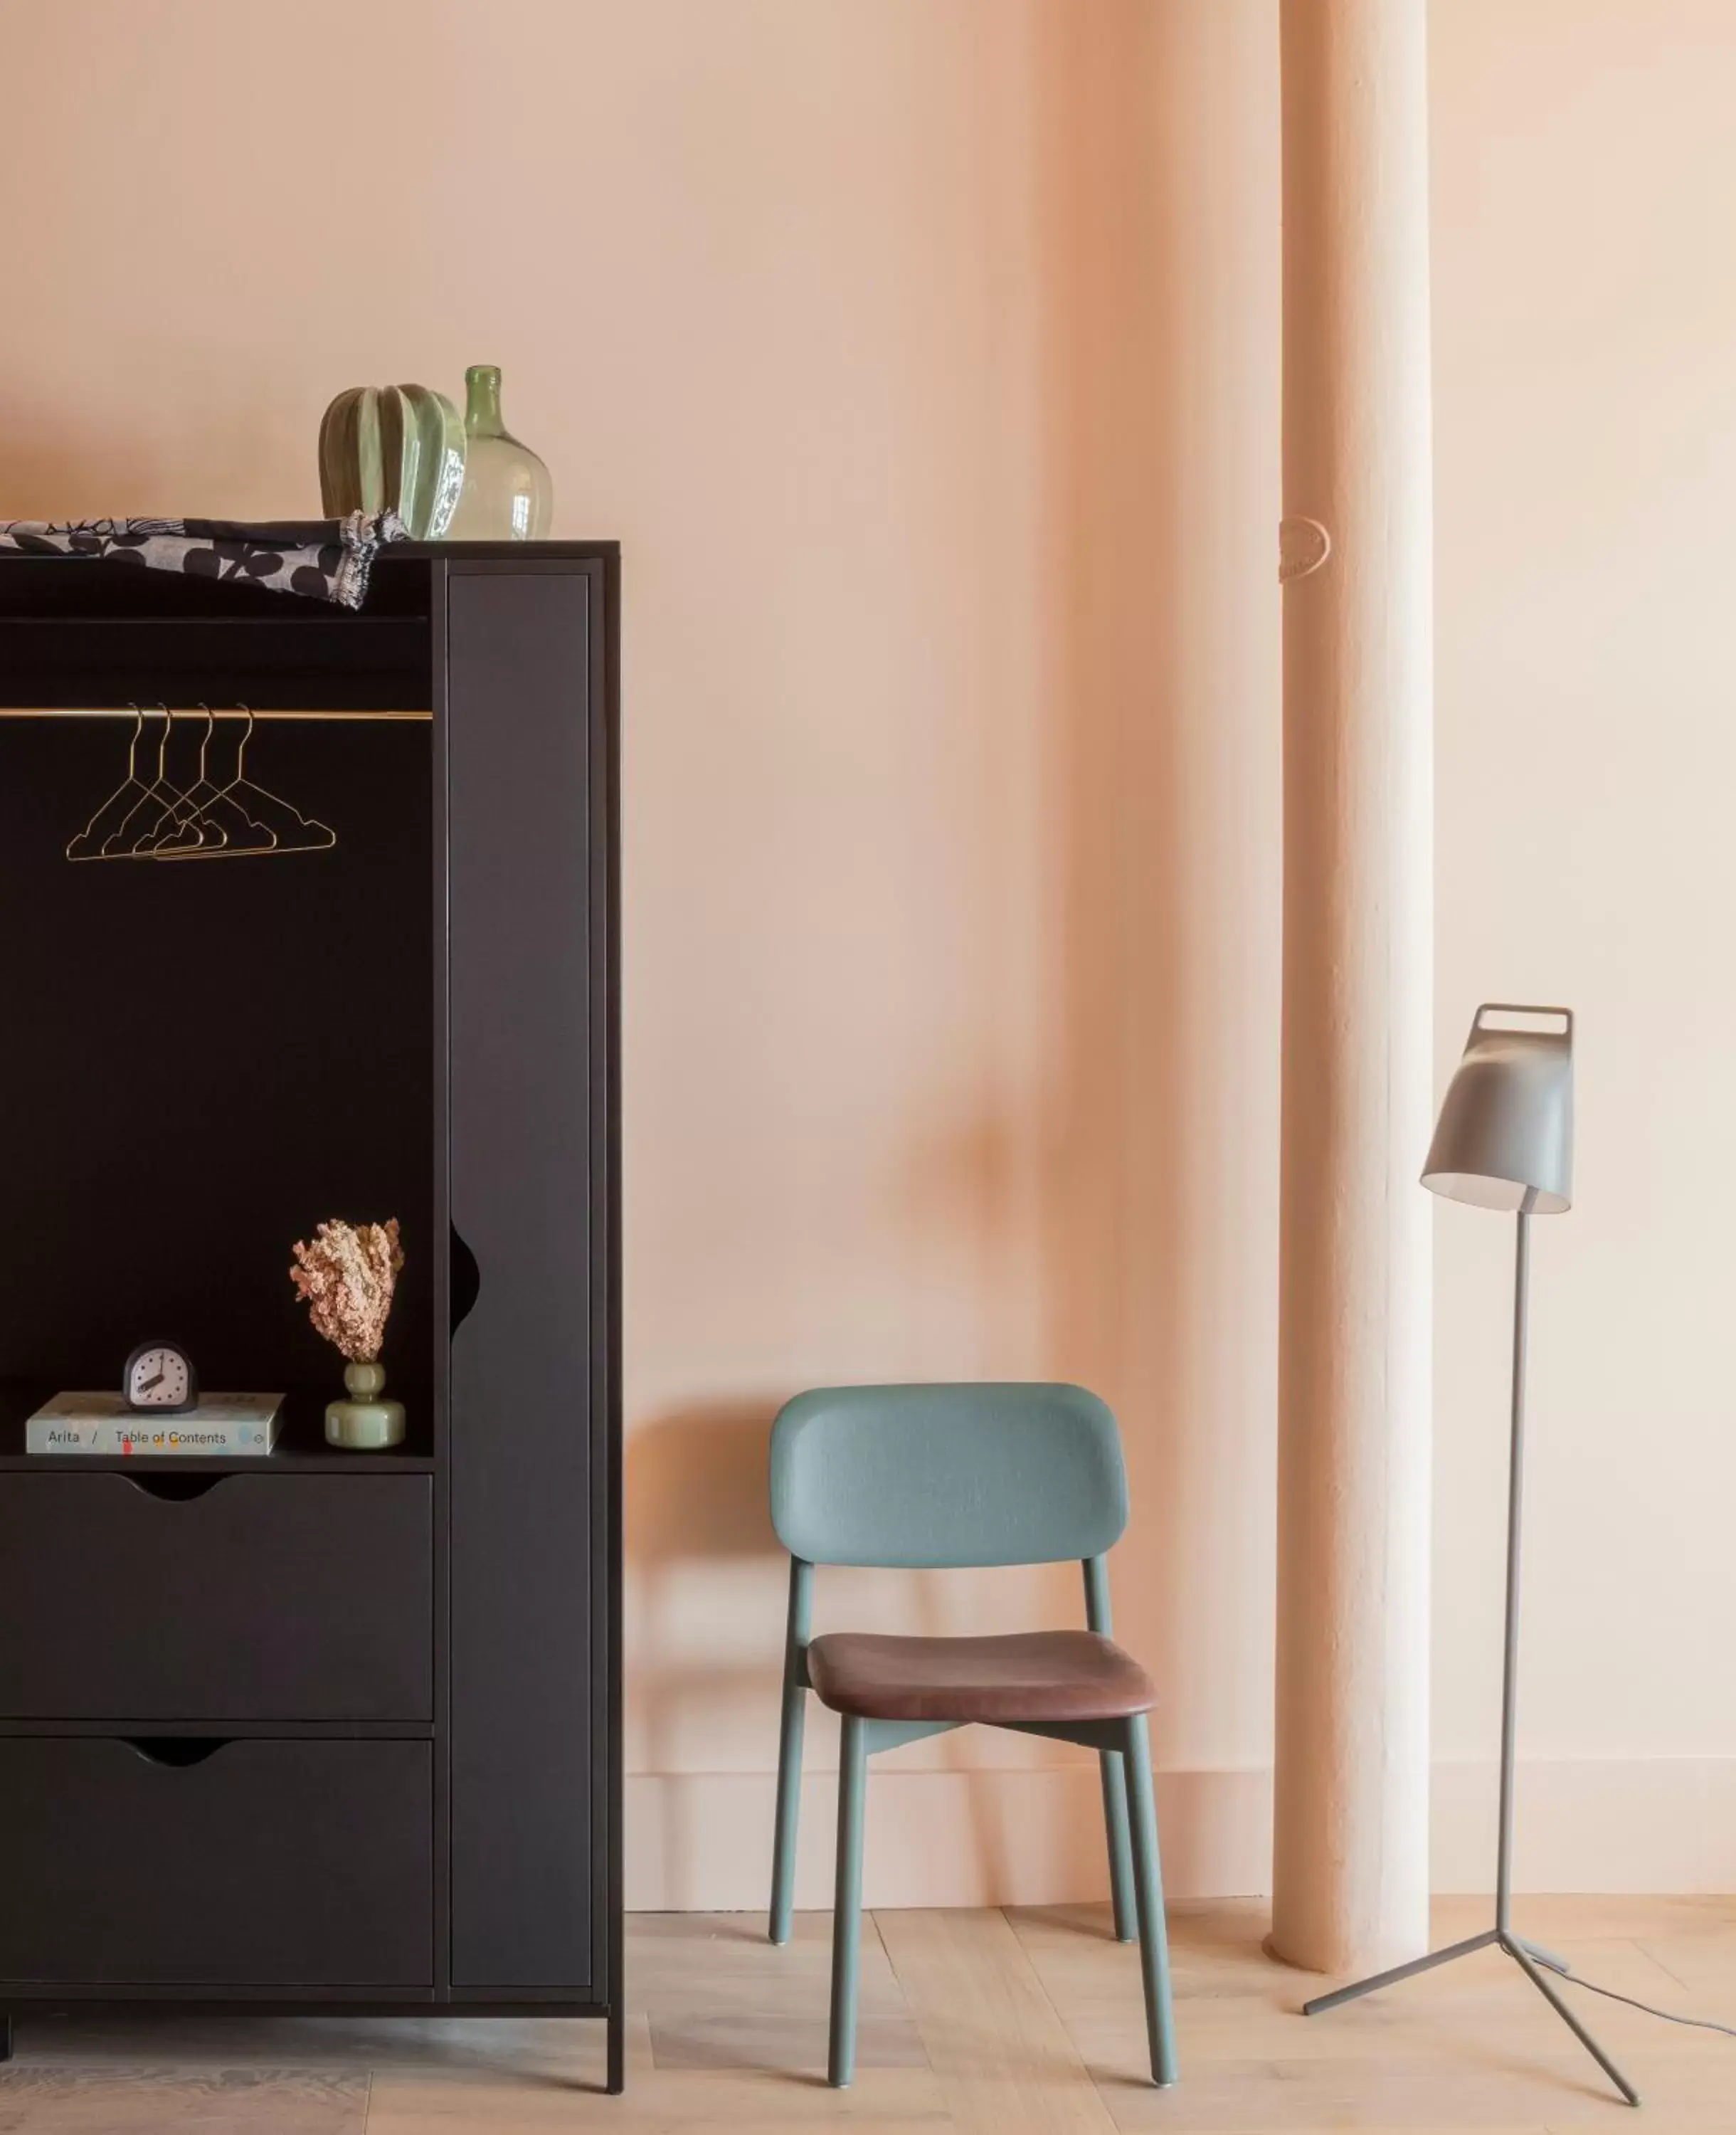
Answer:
[{"left": 0, "top": 544, "right": 623, "bottom": 2087}]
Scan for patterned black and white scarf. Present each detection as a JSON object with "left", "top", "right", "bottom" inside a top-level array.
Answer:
[{"left": 0, "top": 512, "right": 408, "bottom": 609}]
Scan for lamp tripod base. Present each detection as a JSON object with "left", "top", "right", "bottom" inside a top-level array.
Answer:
[{"left": 1303, "top": 1926, "right": 1640, "bottom": 2107}]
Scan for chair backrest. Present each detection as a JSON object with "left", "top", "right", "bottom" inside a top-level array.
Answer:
[{"left": 768, "top": 1382, "right": 1128, "bottom": 1569}]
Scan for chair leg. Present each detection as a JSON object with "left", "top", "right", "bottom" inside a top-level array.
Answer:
[
  {"left": 1099, "top": 1747, "right": 1138, "bottom": 1943},
  {"left": 827, "top": 1713, "right": 869, "bottom": 2087},
  {"left": 769, "top": 1559, "right": 813, "bottom": 1946},
  {"left": 1123, "top": 1713, "right": 1178, "bottom": 2086},
  {"left": 769, "top": 1676, "right": 807, "bottom": 1944}
]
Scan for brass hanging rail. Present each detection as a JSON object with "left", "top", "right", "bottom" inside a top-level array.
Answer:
[{"left": 0, "top": 706, "right": 430, "bottom": 722}]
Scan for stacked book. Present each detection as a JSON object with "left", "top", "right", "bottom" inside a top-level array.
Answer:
[{"left": 26, "top": 1392, "right": 285, "bottom": 1457}]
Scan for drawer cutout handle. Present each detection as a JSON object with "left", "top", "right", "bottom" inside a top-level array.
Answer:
[
  {"left": 451, "top": 1222, "right": 482, "bottom": 1332},
  {"left": 125, "top": 1473, "right": 228, "bottom": 1502},
  {"left": 125, "top": 1737, "right": 232, "bottom": 1768}
]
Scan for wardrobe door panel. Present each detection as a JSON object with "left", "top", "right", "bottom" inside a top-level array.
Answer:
[{"left": 447, "top": 565, "right": 594, "bottom": 1989}]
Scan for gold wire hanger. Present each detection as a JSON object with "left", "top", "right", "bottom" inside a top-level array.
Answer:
[
  {"left": 144, "top": 706, "right": 272, "bottom": 858},
  {"left": 122, "top": 705, "right": 217, "bottom": 856},
  {"left": 157, "top": 705, "right": 337, "bottom": 861},
  {"left": 66, "top": 704, "right": 151, "bottom": 861},
  {"left": 97, "top": 705, "right": 208, "bottom": 859}
]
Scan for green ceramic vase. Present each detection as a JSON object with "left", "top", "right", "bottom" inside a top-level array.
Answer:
[
  {"left": 317, "top": 384, "right": 467, "bottom": 538},
  {"left": 449, "top": 365, "right": 552, "bottom": 539},
  {"left": 325, "top": 1360, "right": 406, "bottom": 1450}
]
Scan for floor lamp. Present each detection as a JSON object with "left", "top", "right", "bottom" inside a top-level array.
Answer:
[{"left": 1303, "top": 1003, "right": 1639, "bottom": 2108}]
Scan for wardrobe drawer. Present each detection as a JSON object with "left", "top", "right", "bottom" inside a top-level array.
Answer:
[
  {"left": 0, "top": 1736, "right": 431, "bottom": 1986},
  {"left": 0, "top": 1475, "right": 430, "bottom": 1721}
]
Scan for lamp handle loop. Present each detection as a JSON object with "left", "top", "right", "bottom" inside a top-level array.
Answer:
[{"left": 1473, "top": 1003, "right": 1572, "bottom": 1038}]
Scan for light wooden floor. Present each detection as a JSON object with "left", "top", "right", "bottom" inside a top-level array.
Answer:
[{"left": 1, "top": 1899, "right": 1733, "bottom": 2131}]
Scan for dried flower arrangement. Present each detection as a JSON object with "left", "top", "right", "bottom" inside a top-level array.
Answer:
[{"left": 290, "top": 1218, "right": 405, "bottom": 1364}]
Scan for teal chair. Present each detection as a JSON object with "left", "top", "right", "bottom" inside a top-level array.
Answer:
[{"left": 767, "top": 1382, "right": 1177, "bottom": 2089}]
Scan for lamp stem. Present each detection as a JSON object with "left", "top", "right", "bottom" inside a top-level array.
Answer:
[
  {"left": 1494, "top": 1202, "right": 1534, "bottom": 1934},
  {"left": 1303, "top": 1188, "right": 1636, "bottom": 2104}
]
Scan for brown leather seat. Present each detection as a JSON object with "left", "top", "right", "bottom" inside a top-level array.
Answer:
[{"left": 805, "top": 1628, "right": 1155, "bottom": 1726}]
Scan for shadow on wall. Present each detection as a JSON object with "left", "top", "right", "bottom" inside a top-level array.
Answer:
[
  {"left": 0, "top": 0, "right": 1277, "bottom": 1915},
  {"left": 629, "top": 2, "right": 1276, "bottom": 1910},
  {"left": 880, "top": 4, "right": 1276, "bottom": 1895},
  {"left": 1020, "top": 0, "right": 1281, "bottom": 1904},
  {"left": 1033, "top": 0, "right": 1199, "bottom": 1773},
  {"left": 630, "top": 1402, "right": 780, "bottom": 1570},
  {"left": 627, "top": 1398, "right": 1101, "bottom": 1914},
  {"left": 627, "top": 1401, "right": 785, "bottom": 1912},
  {"left": 1027, "top": 0, "right": 1278, "bottom": 1897}
]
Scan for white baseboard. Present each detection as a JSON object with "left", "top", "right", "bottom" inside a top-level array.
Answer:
[
  {"left": 627, "top": 1759, "right": 1736, "bottom": 1911},
  {"left": 627, "top": 1763, "right": 1271, "bottom": 1912}
]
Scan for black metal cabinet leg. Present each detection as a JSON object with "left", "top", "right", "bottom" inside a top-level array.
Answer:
[
  {"left": 606, "top": 2000, "right": 624, "bottom": 2094},
  {"left": 1, "top": 2013, "right": 12, "bottom": 2063}
]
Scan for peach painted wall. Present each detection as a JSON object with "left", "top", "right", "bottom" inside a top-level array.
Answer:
[
  {"left": 0, "top": 0, "right": 1283, "bottom": 1908},
  {"left": 2, "top": 0, "right": 1727, "bottom": 1907},
  {"left": 1429, "top": 0, "right": 1736, "bottom": 1891}
]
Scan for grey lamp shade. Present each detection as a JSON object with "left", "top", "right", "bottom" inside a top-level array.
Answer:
[{"left": 1421, "top": 1004, "right": 1574, "bottom": 1214}]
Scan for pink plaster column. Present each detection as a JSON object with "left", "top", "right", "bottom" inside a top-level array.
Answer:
[{"left": 1270, "top": 0, "right": 1434, "bottom": 1976}]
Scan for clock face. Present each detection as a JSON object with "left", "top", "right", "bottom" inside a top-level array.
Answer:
[{"left": 123, "top": 1342, "right": 196, "bottom": 1413}]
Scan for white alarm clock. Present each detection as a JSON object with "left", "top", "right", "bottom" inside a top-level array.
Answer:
[{"left": 122, "top": 1340, "right": 199, "bottom": 1416}]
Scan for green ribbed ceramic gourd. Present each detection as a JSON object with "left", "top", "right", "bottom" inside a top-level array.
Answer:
[{"left": 317, "top": 383, "right": 467, "bottom": 539}]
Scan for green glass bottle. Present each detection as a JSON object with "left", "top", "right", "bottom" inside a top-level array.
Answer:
[{"left": 449, "top": 364, "right": 552, "bottom": 539}]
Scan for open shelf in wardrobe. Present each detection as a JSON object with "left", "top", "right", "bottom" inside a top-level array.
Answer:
[{"left": 0, "top": 571, "right": 437, "bottom": 1464}]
